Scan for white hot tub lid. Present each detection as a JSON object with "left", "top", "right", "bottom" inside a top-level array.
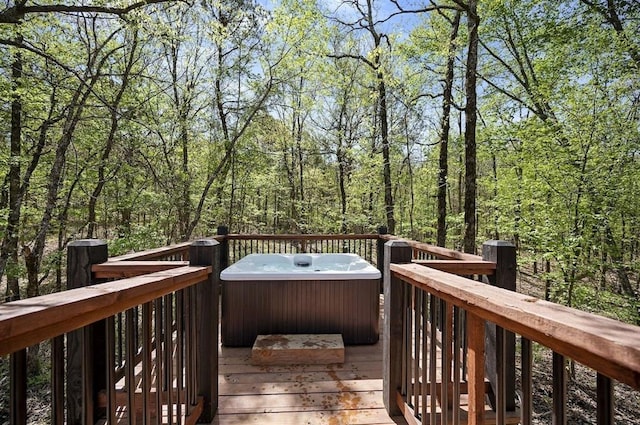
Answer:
[{"left": 220, "top": 253, "right": 381, "bottom": 281}]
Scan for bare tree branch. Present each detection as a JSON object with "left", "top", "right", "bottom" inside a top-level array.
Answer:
[
  {"left": 327, "top": 52, "right": 376, "bottom": 69},
  {"left": 0, "top": 0, "right": 186, "bottom": 23}
]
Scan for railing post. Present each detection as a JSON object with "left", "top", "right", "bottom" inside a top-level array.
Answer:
[
  {"left": 217, "top": 225, "right": 229, "bottom": 269},
  {"left": 482, "top": 240, "right": 517, "bottom": 412},
  {"left": 383, "top": 239, "right": 412, "bottom": 416},
  {"left": 66, "top": 239, "right": 108, "bottom": 425},
  {"left": 190, "top": 239, "right": 220, "bottom": 422}
]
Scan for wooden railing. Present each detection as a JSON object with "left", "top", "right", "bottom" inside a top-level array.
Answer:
[
  {"left": 4, "top": 231, "right": 640, "bottom": 424},
  {"left": 383, "top": 239, "right": 640, "bottom": 425},
  {"left": 217, "top": 226, "right": 386, "bottom": 271},
  {"left": 1, "top": 239, "right": 221, "bottom": 425}
]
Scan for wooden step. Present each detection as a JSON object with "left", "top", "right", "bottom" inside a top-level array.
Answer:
[{"left": 251, "top": 334, "right": 345, "bottom": 365}]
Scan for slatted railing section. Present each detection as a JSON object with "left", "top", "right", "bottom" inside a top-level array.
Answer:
[
  {"left": 383, "top": 238, "right": 508, "bottom": 424},
  {"left": 1, "top": 239, "right": 220, "bottom": 425},
  {"left": 219, "top": 228, "right": 386, "bottom": 267},
  {"left": 383, "top": 239, "right": 640, "bottom": 425},
  {"left": 93, "top": 238, "right": 218, "bottom": 386}
]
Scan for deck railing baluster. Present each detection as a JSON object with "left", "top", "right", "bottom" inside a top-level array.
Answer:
[
  {"left": 164, "top": 294, "right": 173, "bottom": 425},
  {"left": 141, "top": 302, "right": 151, "bottom": 425},
  {"left": 413, "top": 288, "right": 422, "bottom": 416},
  {"left": 429, "top": 294, "right": 437, "bottom": 425},
  {"left": 521, "top": 337, "right": 533, "bottom": 425},
  {"left": 52, "top": 335, "right": 64, "bottom": 425},
  {"left": 106, "top": 316, "right": 116, "bottom": 425},
  {"left": 126, "top": 308, "right": 136, "bottom": 423},
  {"left": 185, "top": 286, "right": 193, "bottom": 409},
  {"left": 135, "top": 305, "right": 140, "bottom": 354},
  {"left": 404, "top": 284, "right": 413, "bottom": 404},
  {"left": 10, "top": 347, "right": 27, "bottom": 425},
  {"left": 597, "top": 373, "right": 614, "bottom": 425},
  {"left": 497, "top": 325, "right": 507, "bottom": 424},
  {"left": 421, "top": 291, "right": 428, "bottom": 422},
  {"left": 441, "top": 299, "right": 450, "bottom": 425},
  {"left": 154, "top": 298, "right": 163, "bottom": 425},
  {"left": 117, "top": 312, "right": 123, "bottom": 369},
  {"left": 452, "top": 306, "right": 462, "bottom": 425},
  {"left": 176, "top": 291, "right": 184, "bottom": 424},
  {"left": 552, "top": 352, "right": 567, "bottom": 425}
]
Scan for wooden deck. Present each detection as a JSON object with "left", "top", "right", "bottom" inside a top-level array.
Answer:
[
  {"left": 216, "top": 339, "right": 403, "bottom": 424},
  {"left": 214, "top": 295, "right": 406, "bottom": 424}
]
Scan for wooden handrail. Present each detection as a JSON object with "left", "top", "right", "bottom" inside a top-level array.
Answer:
[
  {"left": 391, "top": 263, "right": 640, "bottom": 390},
  {"left": 0, "top": 266, "right": 210, "bottom": 356},
  {"left": 412, "top": 259, "right": 496, "bottom": 275},
  {"left": 411, "top": 241, "right": 483, "bottom": 261},
  {"left": 225, "top": 233, "right": 379, "bottom": 240},
  {"left": 92, "top": 260, "right": 189, "bottom": 278},
  {"left": 109, "top": 241, "right": 193, "bottom": 261},
  {"left": 381, "top": 234, "right": 483, "bottom": 261}
]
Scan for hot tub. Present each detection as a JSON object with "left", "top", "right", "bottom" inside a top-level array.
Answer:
[{"left": 220, "top": 253, "right": 381, "bottom": 346}]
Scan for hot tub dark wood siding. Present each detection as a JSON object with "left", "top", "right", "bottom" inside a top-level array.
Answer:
[{"left": 221, "top": 279, "right": 380, "bottom": 346}]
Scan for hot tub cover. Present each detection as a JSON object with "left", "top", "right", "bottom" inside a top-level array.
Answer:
[{"left": 220, "top": 253, "right": 381, "bottom": 281}]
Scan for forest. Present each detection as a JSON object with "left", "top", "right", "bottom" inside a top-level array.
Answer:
[{"left": 0, "top": 0, "right": 638, "bottom": 322}]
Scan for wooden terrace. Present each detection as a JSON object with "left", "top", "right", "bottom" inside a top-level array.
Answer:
[{"left": 1, "top": 230, "right": 639, "bottom": 424}]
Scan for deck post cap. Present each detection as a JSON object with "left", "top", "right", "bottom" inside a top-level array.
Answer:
[
  {"left": 483, "top": 240, "right": 515, "bottom": 248},
  {"left": 191, "top": 239, "right": 219, "bottom": 246},
  {"left": 68, "top": 239, "right": 107, "bottom": 247},
  {"left": 384, "top": 239, "right": 411, "bottom": 247}
]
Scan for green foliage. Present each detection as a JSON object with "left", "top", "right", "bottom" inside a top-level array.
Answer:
[
  {"left": 0, "top": 0, "right": 638, "bottom": 323},
  {"left": 570, "top": 283, "right": 640, "bottom": 324},
  {"left": 107, "top": 224, "right": 167, "bottom": 257}
]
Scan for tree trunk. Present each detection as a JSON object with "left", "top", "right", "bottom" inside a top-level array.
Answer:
[
  {"left": 604, "top": 221, "right": 634, "bottom": 296},
  {"left": 405, "top": 131, "right": 415, "bottom": 237},
  {"left": 463, "top": 0, "right": 479, "bottom": 254},
  {"left": 337, "top": 119, "right": 348, "bottom": 233},
  {"left": 378, "top": 73, "right": 395, "bottom": 235},
  {"left": 338, "top": 151, "right": 348, "bottom": 233},
  {"left": 492, "top": 154, "right": 501, "bottom": 240},
  {"left": 3, "top": 35, "right": 22, "bottom": 298},
  {"left": 178, "top": 116, "right": 191, "bottom": 241},
  {"left": 437, "top": 11, "right": 461, "bottom": 247},
  {"left": 513, "top": 165, "right": 523, "bottom": 250}
]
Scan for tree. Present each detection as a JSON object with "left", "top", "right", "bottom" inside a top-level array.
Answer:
[
  {"left": 452, "top": 0, "right": 479, "bottom": 254},
  {"left": 330, "top": 0, "right": 397, "bottom": 234},
  {"left": 478, "top": 0, "right": 639, "bottom": 311},
  {"left": 86, "top": 27, "right": 141, "bottom": 238},
  {"left": 437, "top": 10, "right": 461, "bottom": 247},
  {"left": 23, "top": 17, "right": 130, "bottom": 298},
  {"left": 0, "top": 0, "right": 185, "bottom": 296},
  {"left": 578, "top": 0, "right": 640, "bottom": 68}
]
